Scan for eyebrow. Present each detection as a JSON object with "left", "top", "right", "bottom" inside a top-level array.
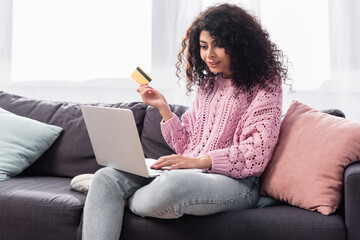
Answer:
[{"left": 199, "top": 40, "right": 216, "bottom": 44}]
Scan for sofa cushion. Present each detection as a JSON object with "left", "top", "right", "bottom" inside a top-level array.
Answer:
[
  {"left": 141, "top": 105, "right": 189, "bottom": 159},
  {"left": 0, "top": 176, "right": 86, "bottom": 240},
  {"left": 0, "top": 107, "right": 62, "bottom": 180},
  {"left": 120, "top": 206, "right": 345, "bottom": 240},
  {"left": 0, "top": 91, "right": 147, "bottom": 177},
  {"left": 261, "top": 100, "right": 360, "bottom": 215}
]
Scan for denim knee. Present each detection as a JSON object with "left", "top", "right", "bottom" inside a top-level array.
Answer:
[
  {"left": 91, "top": 167, "right": 119, "bottom": 188},
  {"left": 129, "top": 171, "right": 260, "bottom": 219},
  {"left": 90, "top": 167, "right": 145, "bottom": 200},
  {"left": 128, "top": 171, "right": 187, "bottom": 218}
]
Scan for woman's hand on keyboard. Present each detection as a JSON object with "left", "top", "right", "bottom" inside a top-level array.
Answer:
[{"left": 150, "top": 154, "right": 212, "bottom": 170}]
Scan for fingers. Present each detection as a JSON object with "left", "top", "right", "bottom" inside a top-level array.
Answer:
[
  {"left": 151, "top": 154, "right": 193, "bottom": 170},
  {"left": 137, "top": 85, "right": 154, "bottom": 104},
  {"left": 151, "top": 154, "right": 177, "bottom": 169},
  {"left": 136, "top": 84, "right": 153, "bottom": 94}
]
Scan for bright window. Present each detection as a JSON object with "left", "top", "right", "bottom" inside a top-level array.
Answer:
[
  {"left": 11, "top": 0, "right": 152, "bottom": 82},
  {"left": 261, "top": 0, "right": 331, "bottom": 90},
  {"left": 203, "top": 0, "right": 331, "bottom": 91}
]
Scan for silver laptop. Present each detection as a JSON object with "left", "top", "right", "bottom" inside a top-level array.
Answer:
[{"left": 81, "top": 105, "right": 201, "bottom": 178}]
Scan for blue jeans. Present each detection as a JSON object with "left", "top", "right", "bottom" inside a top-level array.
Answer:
[{"left": 82, "top": 167, "right": 260, "bottom": 240}]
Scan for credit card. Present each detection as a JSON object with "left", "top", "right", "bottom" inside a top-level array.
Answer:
[{"left": 131, "top": 67, "right": 152, "bottom": 84}]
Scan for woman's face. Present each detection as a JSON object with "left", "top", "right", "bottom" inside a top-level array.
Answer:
[{"left": 199, "top": 30, "right": 232, "bottom": 78}]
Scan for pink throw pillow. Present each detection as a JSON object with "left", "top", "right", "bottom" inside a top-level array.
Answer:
[{"left": 260, "top": 100, "right": 360, "bottom": 215}]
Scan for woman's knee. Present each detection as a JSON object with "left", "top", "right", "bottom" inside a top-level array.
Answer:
[
  {"left": 128, "top": 171, "right": 198, "bottom": 218},
  {"left": 90, "top": 167, "right": 144, "bottom": 196},
  {"left": 91, "top": 167, "right": 119, "bottom": 187},
  {"left": 129, "top": 189, "right": 182, "bottom": 219}
]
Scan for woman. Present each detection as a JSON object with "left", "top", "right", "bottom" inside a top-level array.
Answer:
[{"left": 83, "top": 4, "right": 290, "bottom": 240}]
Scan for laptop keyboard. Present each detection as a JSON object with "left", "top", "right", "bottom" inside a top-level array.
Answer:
[{"left": 149, "top": 168, "right": 166, "bottom": 174}]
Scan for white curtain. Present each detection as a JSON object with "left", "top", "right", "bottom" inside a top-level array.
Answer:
[
  {"left": 0, "top": 0, "right": 11, "bottom": 84},
  {"left": 328, "top": 0, "right": 360, "bottom": 87},
  {"left": 150, "top": 0, "right": 202, "bottom": 106},
  {"left": 282, "top": 0, "right": 360, "bottom": 121},
  {"left": 0, "top": 0, "right": 359, "bottom": 120}
]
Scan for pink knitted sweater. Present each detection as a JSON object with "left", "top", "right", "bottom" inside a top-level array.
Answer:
[{"left": 160, "top": 74, "right": 283, "bottom": 179}]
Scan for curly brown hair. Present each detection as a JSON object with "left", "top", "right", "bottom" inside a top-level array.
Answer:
[{"left": 176, "top": 3, "right": 291, "bottom": 93}]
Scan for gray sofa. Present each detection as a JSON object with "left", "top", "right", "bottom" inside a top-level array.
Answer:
[{"left": 0, "top": 90, "right": 359, "bottom": 240}]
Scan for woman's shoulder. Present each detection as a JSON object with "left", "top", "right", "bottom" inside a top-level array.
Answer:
[
  {"left": 252, "top": 75, "right": 282, "bottom": 95},
  {"left": 234, "top": 76, "right": 282, "bottom": 108}
]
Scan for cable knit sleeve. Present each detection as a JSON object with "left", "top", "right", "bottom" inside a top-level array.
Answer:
[
  {"left": 207, "top": 84, "right": 282, "bottom": 178},
  {"left": 160, "top": 90, "right": 200, "bottom": 155}
]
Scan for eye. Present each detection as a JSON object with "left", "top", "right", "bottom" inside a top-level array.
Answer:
[{"left": 200, "top": 45, "right": 208, "bottom": 50}]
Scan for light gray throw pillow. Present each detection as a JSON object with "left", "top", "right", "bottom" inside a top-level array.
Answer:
[{"left": 0, "top": 107, "right": 62, "bottom": 180}]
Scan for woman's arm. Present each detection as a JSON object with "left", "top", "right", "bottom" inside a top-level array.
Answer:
[
  {"left": 137, "top": 84, "right": 208, "bottom": 169},
  {"left": 137, "top": 84, "right": 173, "bottom": 121},
  {"left": 207, "top": 85, "right": 283, "bottom": 178},
  {"left": 137, "top": 84, "right": 200, "bottom": 155},
  {"left": 159, "top": 89, "right": 201, "bottom": 155}
]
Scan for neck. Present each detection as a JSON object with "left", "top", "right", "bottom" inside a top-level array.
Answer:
[{"left": 222, "top": 72, "right": 232, "bottom": 79}]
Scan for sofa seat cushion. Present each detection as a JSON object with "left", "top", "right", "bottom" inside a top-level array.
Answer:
[
  {"left": 121, "top": 206, "right": 345, "bottom": 240},
  {"left": 0, "top": 176, "right": 86, "bottom": 240}
]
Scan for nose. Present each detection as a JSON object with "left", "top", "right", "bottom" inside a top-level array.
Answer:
[{"left": 207, "top": 46, "right": 215, "bottom": 59}]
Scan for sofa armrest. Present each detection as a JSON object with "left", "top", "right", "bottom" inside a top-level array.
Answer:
[{"left": 344, "top": 161, "right": 360, "bottom": 240}]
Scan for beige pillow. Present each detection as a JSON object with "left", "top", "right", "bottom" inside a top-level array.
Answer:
[
  {"left": 70, "top": 174, "right": 93, "bottom": 194},
  {"left": 260, "top": 100, "right": 360, "bottom": 215}
]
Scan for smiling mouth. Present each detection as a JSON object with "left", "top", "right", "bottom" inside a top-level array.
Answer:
[{"left": 207, "top": 61, "right": 220, "bottom": 68}]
